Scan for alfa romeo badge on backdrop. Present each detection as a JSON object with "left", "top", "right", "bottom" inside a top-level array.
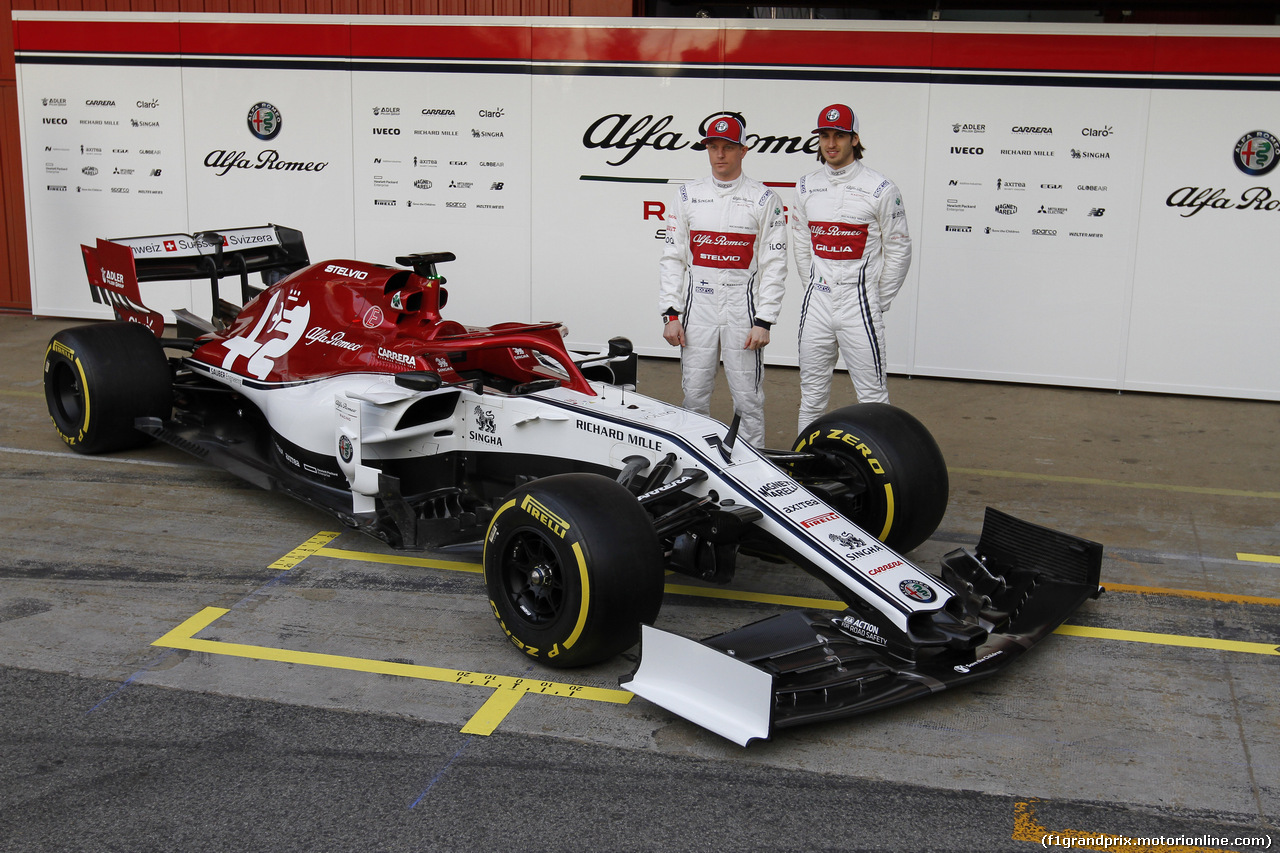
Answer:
[
  {"left": 1234, "top": 130, "right": 1277, "bottom": 176},
  {"left": 247, "top": 102, "right": 282, "bottom": 141}
]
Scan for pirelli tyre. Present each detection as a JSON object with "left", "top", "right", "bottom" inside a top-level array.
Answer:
[
  {"left": 44, "top": 322, "right": 173, "bottom": 454},
  {"left": 792, "top": 404, "right": 948, "bottom": 554},
  {"left": 484, "top": 473, "right": 664, "bottom": 667}
]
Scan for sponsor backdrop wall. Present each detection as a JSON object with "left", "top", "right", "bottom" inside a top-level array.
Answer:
[{"left": 14, "top": 14, "right": 1280, "bottom": 400}]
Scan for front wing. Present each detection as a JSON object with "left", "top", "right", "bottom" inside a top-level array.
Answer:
[{"left": 622, "top": 508, "right": 1103, "bottom": 745}]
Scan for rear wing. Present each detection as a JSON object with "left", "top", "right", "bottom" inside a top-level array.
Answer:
[{"left": 82, "top": 224, "right": 310, "bottom": 336}]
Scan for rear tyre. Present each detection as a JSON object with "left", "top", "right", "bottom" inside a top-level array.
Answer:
[
  {"left": 792, "top": 404, "right": 948, "bottom": 553},
  {"left": 484, "top": 473, "right": 664, "bottom": 667},
  {"left": 44, "top": 322, "right": 173, "bottom": 454}
]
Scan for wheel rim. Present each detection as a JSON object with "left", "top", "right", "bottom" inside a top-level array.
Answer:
[
  {"left": 51, "top": 361, "right": 84, "bottom": 425},
  {"left": 500, "top": 530, "right": 565, "bottom": 626}
]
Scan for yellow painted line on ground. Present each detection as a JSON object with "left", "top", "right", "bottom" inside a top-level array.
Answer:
[
  {"left": 662, "top": 583, "right": 844, "bottom": 611},
  {"left": 461, "top": 688, "right": 527, "bottom": 736},
  {"left": 1239, "top": 552, "right": 1280, "bottom": 565},
  {"left": 1012, "top": 799, "right": 1248, "bottom": 852},
  {"left": 662, "top": 592, "right": 1280, "bottom": 656},
  {"left": 950, "top": 466, "right": 1280, "bottom": 500},
  {"left": 315, "top": 545, "right": 483, "bottom": 574},
  {"left": 282, "top": 534, "right": 1280, "bottom": 657},
  {"left": 1054, "top": 624, "right": 1280, "bottom": 657},
  {"left": 655, "top": 594, "right": 1280, "bottom": 657},
  {"left": 1104, "top": 582, "right": 1280, "bottom": 607},
  {"left": 152, "top": 606, "right": 632, "bottom": 737},
  {"left": 313, "top": 546, "right": 838, "bottom": 609},
  {"left": 268, "top": 531, "right": 343, "bottom": 570},
  {"left": 292, "top": 536, "right": 1280, "bottom": 609},
  {"left": 666, "top": 582, "right": 1280, "bottom": 620}
]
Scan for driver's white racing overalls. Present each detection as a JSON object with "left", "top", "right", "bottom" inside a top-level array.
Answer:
[
  {"left": 659, "top": 174, "right": 787, "bottom": 446},
  {"left": 791, "top": 160, "right": 911, "bottom": 431}
]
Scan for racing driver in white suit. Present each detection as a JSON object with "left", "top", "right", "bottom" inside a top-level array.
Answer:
[
  {"left": 660, "top": 113, "right": 788, "bottom": 447},
  {"left": 792, "top": 103, "right": 911, "bottom": 432}
]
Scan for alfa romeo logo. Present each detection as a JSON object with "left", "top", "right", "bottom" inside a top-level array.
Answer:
[
  {"left": 338, "top": 435, "right": 354, "bottom": 463},
  {"left": 826, "top": 108, "right": 841, "bottom": 123},
  {"left": 1234, "top": 130, "right": 1278, "bottom": 176},
  {"left": 247, "top": 102, "right": 282, "bottom": 141},
  {"left": 899, "top": 579, "right": 937, "bottom": 603},
  {"left": 714, "top": 119, "right": 729, "bottom": 133}
]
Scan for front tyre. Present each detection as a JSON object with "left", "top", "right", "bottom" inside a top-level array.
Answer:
[
  {"left": 792, "top": 404, "right": 948, "bottom": 554},
  {"left": 44, "top": 322, "right": 173, "bottom": 454},
  {"left": 484, "top": 473, "right": 663, "bottom": 667}
]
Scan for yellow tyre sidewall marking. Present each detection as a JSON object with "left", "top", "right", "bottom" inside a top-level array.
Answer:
[
  {"left": 878, "top": 483, "right": 895, "bottom": 541},
  {"left": 564, "top": 540, "right": 590, "bottom": 650},
  {"left": 793, "top": 431, "right": 896, "bottom": 542},
  {"left": 483, "top": 499, "right": 520, "bottom": 652},
  {"left": 481, "top": 499, "right": 518, "bottom": 591},
  {"left": 45, "top": 341, "right": 92, "bottom": 444},
  {"left": 75, "top": 357, "right": 90, "bottom": 437},
  {"left": 484, "top": 498, "right": 517, "bottom": 550},
  {"left": 484, "top": 498, "right": 590, "bottom": 652}
]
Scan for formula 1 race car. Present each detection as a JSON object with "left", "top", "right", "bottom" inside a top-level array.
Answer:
[{"left": 46, "top": 224, "right": 1103, "bottom": 745}]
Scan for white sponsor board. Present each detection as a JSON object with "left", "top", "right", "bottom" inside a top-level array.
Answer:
[
  {"left": 20, "top": 63, "right": 190, "bottom": 319},
  {"left": 180, "top": 67, "right": 357, "bottom": 281},
  {"left": 915, "top": 83, "right": 1150, "bottom": 387},
  {"left": 1126, "top": 88, "right": 1280, "bottom": 399},
  {"left": 14, "top": 13, "right": 1280, "bottom": 401},
  {"left": 351, "top": 66, "right": 532, "bottom": 326}
]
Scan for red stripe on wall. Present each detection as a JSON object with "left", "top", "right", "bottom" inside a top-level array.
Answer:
[
  {"left": 179, "top": 21, "right": 350, "bottom": 55},
  {"left": 531, "top": 25, "right": 722, "bottom": 65},
  {"left": 931, "top": 32, "right": 1158, "bottom": 74},
  {"left": 725, "top": 28, "right": 933, "bottom": 69},
  {"left": 14, "top": 19, "right": 180, "bottom": 54},
  {"left": 14, "top": 18, "right": 1280, "bottom": 78},
  {"left": 350, "top": 23, "right": 529, "bottom": 59},
  {"left": 1152, "top": 35, "right": 1280, "bottom": 75}
]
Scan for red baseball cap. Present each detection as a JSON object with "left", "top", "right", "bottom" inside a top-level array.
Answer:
[
  {"left": 815, "top": 104, "right": 859, "bottom": 135},
  {"left": 702, "top": 114, "right": 746, "bottom": 145}
]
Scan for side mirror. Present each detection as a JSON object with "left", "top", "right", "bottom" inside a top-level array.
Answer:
[
  {"left": 394, "top": 371, "right": 443, "bottom": 392},
  {"left": 608, "top": 337, "right": 633, "bottom": 359}
]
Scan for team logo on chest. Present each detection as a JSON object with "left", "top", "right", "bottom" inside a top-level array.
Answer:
[
  {"left": 809, "top": 221, "right": 869, "bottom": 260},
  {"left": 690, "top": 230, "right": 755, "bottom": 269}
]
